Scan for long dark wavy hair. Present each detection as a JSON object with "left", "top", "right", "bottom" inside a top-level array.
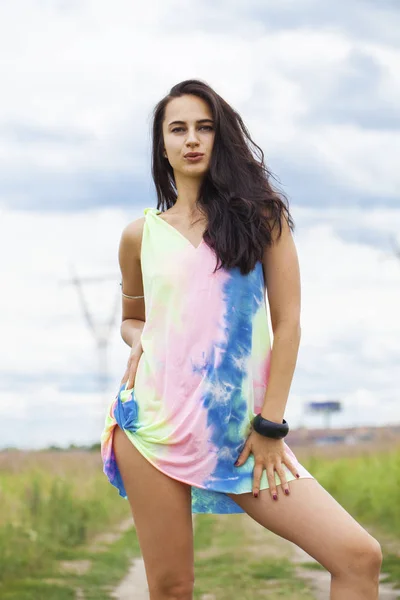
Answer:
[{"left": 151, "top": 79, "right": 295, "bottom": 275}]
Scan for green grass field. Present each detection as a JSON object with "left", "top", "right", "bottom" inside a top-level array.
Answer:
[
  {"left": 0, "top": 443, "right": 399, "bottom": 597},
  {"left": 300, "top": 445, "right": 400, "bottom": 591},
  {"left": 300, "top": 446, "right": 400, "bottom": 538},
  {"left": 0, "top": 449, "right": 134, "bottom": 597}
]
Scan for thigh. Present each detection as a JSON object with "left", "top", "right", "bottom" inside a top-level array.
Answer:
[
  {"left": 227, "top": 477, "right": 379, "bottom": 577},
  {"left": 112, "top": 425, "right": 194, "bottom": 587}
]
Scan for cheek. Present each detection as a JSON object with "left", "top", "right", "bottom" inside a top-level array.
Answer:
[
  {"left": 167, "top": 140, "right": 183, "bottom": 156},
  {"left": 163, "top": 132, "right": 177, "bottom": 148},
  {"left": 206, "top": 137, "right": 215, "bottom": 153}
]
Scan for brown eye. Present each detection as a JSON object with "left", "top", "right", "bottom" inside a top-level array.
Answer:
[{"left": 171, "top": 126, "right": 213, "bottom": 133}]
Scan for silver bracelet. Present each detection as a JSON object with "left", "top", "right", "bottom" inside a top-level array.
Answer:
[{"left": 120, "top": 282, "right": 144, "bottom": 299}]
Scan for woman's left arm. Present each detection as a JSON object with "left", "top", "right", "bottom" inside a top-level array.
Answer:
[
  {"left": 260, "top": 212, "right": 301, "bottom": 423},
  {"left": 234, "top": 212, "right": 302, "bottom": 499}
]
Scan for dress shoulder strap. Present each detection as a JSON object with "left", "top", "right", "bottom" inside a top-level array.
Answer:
[
  {"left": 141, "top": 207, "right": 168, "bottom": 264},
  {"left": 143, "top": 207, "right": 160, "bottom": 217}
]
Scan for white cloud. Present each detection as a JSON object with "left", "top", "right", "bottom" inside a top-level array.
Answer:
[
  {"left": 306, "top": 124, "right": 400, "bottom": 197},
  {"left": 0, "top": 1, "right": 399, "bottom": 447},
  {"left": 0, "top": 204, "right": 399, "bottom": 447},
  {"left": 1, "top": 1, "right": 399, "bottom": 206}
]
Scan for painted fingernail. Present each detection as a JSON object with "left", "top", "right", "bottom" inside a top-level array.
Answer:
[
  {"left": 284, "top": 488, "right": 290, "bottom": 495},
  {"left": 253, "top": 491, "right": 258, "bottom": 498},
  {"left": 295, "top": 473, "right": 300, "bottom": 478},
  {"left": 273, "top": 493, "right": 278, "bottom": 501},
  {"left": 234, "top": 460, "right": 239, "bottom": 466}
]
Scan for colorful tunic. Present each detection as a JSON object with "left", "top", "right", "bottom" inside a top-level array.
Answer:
[{"left": 100, "top": 207, "right": 314, "bottom": 513}]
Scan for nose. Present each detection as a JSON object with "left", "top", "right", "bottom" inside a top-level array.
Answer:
[{"left": 185, "top": 126, "right": 200, "bottom": 146}]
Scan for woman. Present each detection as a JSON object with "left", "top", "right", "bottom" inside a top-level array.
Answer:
[{"left": 101, "top": 79, "right": 382, "bottom": 599}]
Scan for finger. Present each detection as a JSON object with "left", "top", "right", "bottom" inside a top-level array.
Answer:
[
  {"left": 234, "top": 442, "right": 251, "bottom": 466},
  {"left": 120, "top": 370, "right": 129, "bottom": 386},
  {"left": 275, "top": 463, "right": 290, "bottom": 496},
  {"left": 252, "top": 462, "right": 263, "bottom": 498},
  {"left": 130, "top": 359, "right": 141, "bottom": 385},
  {"left": 125, "top": 356, "right": 141, "bottom": 389},
  {"left": 283, "top": 455, "right": 301, "bottom": 479},
  {"left": 266, "top": 465, "right": 278, "bottom": 501},
  {"left": 120, "top": 374, "right": 132, "bottom": 389}
]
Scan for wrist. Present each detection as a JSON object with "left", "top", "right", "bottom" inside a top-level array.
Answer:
[
  {"left": 260, "top": 396, "right": 286, "bottom": 424},
  {"left": 260, "top": 411, "right": 284, "bottom": 424},
  {"left": 252, "top": 413, "right": 289, "bottom": 440}
]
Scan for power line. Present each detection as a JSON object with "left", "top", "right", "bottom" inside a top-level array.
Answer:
[{"left": 59, "top": 262, "right": 120, "bottom": 405}]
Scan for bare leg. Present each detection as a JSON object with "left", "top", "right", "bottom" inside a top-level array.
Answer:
[
  {"left": 113, "top": 426, "right": 194, "bottom": 600},
  {"left": 227, "top": 478, "right": 382, "bottom": 600}
]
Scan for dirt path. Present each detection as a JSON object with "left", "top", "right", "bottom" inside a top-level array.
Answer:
[
  {"left": 111, "top": 557, "right": 148, "bottom": 600},
  {"left": 291, "top": 541, "right": 399, "bottom": 600},
  {"left": 111, "top": 515, "right": 400, "bottom": 600},
  {"left": 110, "top": 516, "right": 199, "bottom": 600}
]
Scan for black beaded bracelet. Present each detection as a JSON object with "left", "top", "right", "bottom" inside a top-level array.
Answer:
[{"left": 252, "top": 413, "right": 289, "bottom": 439}]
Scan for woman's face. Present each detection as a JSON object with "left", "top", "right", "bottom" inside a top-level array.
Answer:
[{"left": 162, "top": 94, "right": 215, "bottom": 177}]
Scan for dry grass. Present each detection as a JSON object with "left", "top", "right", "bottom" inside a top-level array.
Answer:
[{"left": 0, "top": 448, "right": 130, "bottom": 587}]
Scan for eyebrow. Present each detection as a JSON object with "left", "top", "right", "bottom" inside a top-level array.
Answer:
[{"left": 168, "top": 119, "right": 214, "bottom": 127}]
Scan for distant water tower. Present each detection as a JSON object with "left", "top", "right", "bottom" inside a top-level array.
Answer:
[{"left": 305, "top": 401, "right": 342, "bottom": 429}]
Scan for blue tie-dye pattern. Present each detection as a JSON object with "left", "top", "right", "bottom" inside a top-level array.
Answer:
[
  {"left": 191, "top": 262, "right": 265, "bottom": 512},
  {"left": 104, "top": 383, "right": 141, "bottom": 500},
  {"left": 106, "top": 264, "right": 267, "bottom": 514},
  {"left": 114, "top": 384, "right": 140, "bottom": 433},
  {"left": 103, "top": 449, "right": 127, "bottom": 499},
  {"left": 191, "top": 486, "right": 242, "bottom": 514}
]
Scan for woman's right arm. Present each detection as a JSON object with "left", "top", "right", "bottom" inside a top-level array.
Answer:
[{"left": 118, "top": 217, "right": 146, "bottom": 387}]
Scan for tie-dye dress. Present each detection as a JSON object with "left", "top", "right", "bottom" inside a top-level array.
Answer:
[{"left": 100, "top": 207, "right": 314, "bottom": 513}]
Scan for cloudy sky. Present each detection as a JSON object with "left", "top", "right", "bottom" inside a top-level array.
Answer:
[{"left": 1, "top": 0, "right": 399, "bottom": 449}]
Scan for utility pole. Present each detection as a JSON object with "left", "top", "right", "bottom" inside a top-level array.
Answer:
[
  {"left": 390, "top": 235, "right": 400, "bottom": 261},
  {"left": 60, "top": 263, "right": 120, "bottom": 406}
]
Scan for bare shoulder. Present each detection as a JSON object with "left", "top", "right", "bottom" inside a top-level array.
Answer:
[
  {"left": 121, "top": 217, "right": 146, "bottom": 244},
  {"left": 119, "top": 216, "right": 146, "bottom": 321},
  {"left": 119, "top": 217, "right": 146, "bottom": 260}
]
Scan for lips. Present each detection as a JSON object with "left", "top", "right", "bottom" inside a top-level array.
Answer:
[{"left": 184, "top": 153, "right": 203, "bottom": 158}]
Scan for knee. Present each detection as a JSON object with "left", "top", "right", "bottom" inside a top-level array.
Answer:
[
  {"left": 339, "top": 535, "right": 382, "bottom": 580},
  {"left": 150, "top": 574, "right": 195, "bottom": 599}
]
